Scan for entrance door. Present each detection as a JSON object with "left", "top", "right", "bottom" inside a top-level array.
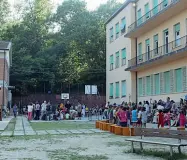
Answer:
[{"left": 164, "top": 29, "right": 169, "bottom": 54}]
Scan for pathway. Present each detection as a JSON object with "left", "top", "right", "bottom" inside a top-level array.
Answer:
[{"left": 0, "top": 116, "right": 107, "bottom": 137}]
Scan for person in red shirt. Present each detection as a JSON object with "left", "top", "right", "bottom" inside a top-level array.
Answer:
[
  {"left": 158, "top": 110, "right": 164, "bottom": 128},
  {"left": 117, "top": 106, "right": 127, "bottom": 127}
]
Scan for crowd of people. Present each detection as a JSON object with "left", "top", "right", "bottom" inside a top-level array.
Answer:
[
  {"left": 105, "top": 96, "right": 187, "bottom": 128},
  {"left": 12, "top": 101, "right": 102, "bottom": 121}
]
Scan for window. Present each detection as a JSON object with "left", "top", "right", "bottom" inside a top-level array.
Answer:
[
  {"left": 121, "top": 80, "right": 126, "bottom": 97},
  {"left": 110, "top": 27, "right": 114, "bottom": 42},
  {"left": 109, "top": 83, "right": 113, "bottom": 98},
  {"left": 121, "top": 18, "right": 126, "bottom": 33},
  {"left": 164, "top": 71, "right": 170, "bottom": 93},
  {"left": 115, "top": 82, "right": 119, "bottom": 98},
  {"left": 145, "top": 39, "right": 150, "bottom": 61},
  {"left": 137, "top": 9, "right": 142, "bottom": 26},
  {"left": 145, "top": 3, "right": 150, "bottom": 19},
  {"left": 155, "top": 74, "right": 160, "bottom": 95},
  {"left": 146, "top": 76, "right": 151, "bottom": 95},
  {"left": 110, "top": 55, "right": 114, "bottom": 70},
  {"left": 153, "top": 0, "right": 158, "bottom": 15},
  {"left": 175, "top": 68, "right": 182, "bottom": 92},
  {"left": 163, "top": 0, "right": 168, "bottom": 7},
  {"left": 121, "top": 48, "right": 126, "bottom": 66},
  {"left": 138, "top": 43, "right": 143, "bottom": 62},
  {"left": 154, "top": 34, "right": 159, "bottom": 55},
  {"left": 138, "top": 78, "right": 143, "bottom": 96},
  {"left": 163, "top": 29, "right": 169, "bottom": 53},
  {"left": 115, "top": 23, "right": 120, "bottom": 39},
  {"left": 115, "top": 51, "right": 120, "bottom": 68},
  {"left": 174, "top": 23, "right": 180, "bottom": 46}
]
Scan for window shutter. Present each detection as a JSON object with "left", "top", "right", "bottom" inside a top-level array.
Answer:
[
  {"left": 122, "top": 48, "right": 126, "bottom": 59},
  {"left": 110, "top": 55, "right": 113, "bottom": 64},
  {"left": 175, "top": 23, "right": 180, "bottom": 32}
]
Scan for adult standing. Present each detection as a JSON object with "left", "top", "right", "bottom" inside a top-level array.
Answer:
[
  {"left": 77, "top": 102, "right": 82, "bottom": 120},
  {"left": 41, "top": 101, "right": 47, "bottom": 118},
  {"left": 82, "top": 104, "right": 86, "bottom": 118},
  {"left": 13, "top": 104, "right": 17, "bottom": 118},
  {"left": 117, "top": 106, "right": 127, "bottom": 127},
  {"left": 144, "top": 101, "right": 150, "bottom": 114},
  {"left": 65, "top": 101, "right": 71, "bottom": 114},
  {"left": 28, "top": 103, "right": 33, "bottom": 121},
  {"left": 35, "top": 102, "right": 40, "bottom": 120}
]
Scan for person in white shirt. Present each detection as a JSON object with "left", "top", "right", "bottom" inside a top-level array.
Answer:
[
  {"left": 41, "top": 101, "right": 47, "bottom": 117},
  {"left": 28, "top": 103, "right": 33, "bottom": 121},
  {"left": 144, "top": 101, "right": 150, "bottom": 114}
]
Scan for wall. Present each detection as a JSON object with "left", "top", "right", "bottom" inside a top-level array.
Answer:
[
  {"left": 138, "top": 56, "right": 187, "bottom": 102},
  {"left": 137, "top": 10, "right": 187, "bottom": 55},
  {"left": 106, "top": 2, "right": 136, "bottom": 104}
]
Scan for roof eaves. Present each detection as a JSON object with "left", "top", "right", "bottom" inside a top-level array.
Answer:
[{"left": 105, "top": 0, "right": 137, "bottom": 25}]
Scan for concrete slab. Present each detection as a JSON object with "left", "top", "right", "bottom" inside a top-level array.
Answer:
[
  {"left": 46, "top": 130, "right": 60, "bottom": 135},
  {"left": 1, "top": 131, "right": 12, "bottom": 136},
  {"left": 25, "top": 131, "right": 36, "bottom": 136},
  {"left": 89, "top": 129, "right": 108, "bottom": 133},
  {"left": 57, "top": 130, "right": 71, "bottom": 134},
  {"left": 14, "top": 131, "right": 24, "bottom": 136},
  {"left": 36, "top": 130, "right": 48, "bottom": 135},
  {"left": 68, "top": 130, "right": 83, "bottom": 134},
  {"left": 79, "top": 129, "right": 94, "bottom": 134}
]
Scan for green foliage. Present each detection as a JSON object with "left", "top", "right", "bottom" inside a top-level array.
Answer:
[{"left": 1, "top": 0, "right": 122, "bottom": 95}]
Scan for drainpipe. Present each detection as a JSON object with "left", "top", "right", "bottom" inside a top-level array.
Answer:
[{"left": 134, "top": 2, "right": 138, "bottom": 104}]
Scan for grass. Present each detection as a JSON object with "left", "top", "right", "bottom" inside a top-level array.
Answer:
[
  {"left": 48, "top": 149, "right": 108, "bottom": 160},
  {"left": 107, "top": 141, "right": 128, "bottom": 147},
  {"left": 30, "top": 121, "right": 94, "bottom": 130},
  {"left": 125, "top": 149, "right": 187, "bottom": 160},
  {"left": 4, "top": 118, "right": 16, "bottom": 132}
]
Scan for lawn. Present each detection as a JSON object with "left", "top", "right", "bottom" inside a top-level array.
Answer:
[{"left": 30, "top": 121, "right": 95, "bottom": 130}]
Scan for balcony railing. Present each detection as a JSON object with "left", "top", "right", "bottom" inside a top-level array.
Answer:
[
  {"left": 127, "top": 0, "right": 179, "bottom": 34},
  {"left": 127, "top": 35, "right": 187, "bottom": 69}
]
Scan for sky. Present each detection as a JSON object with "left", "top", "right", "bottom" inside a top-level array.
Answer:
[{"left": 46, "top": 0, "right": 124, "bottom": 11}]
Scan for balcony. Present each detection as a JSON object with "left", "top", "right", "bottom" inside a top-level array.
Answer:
[
  {"left": 125, "top": 0, "right": 187, "bottom": 38},
  {"left": 126, "top": 35, "right": 187, "bottom": 71}
]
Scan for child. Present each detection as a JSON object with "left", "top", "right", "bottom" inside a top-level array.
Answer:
[
  {"left": 152, "top": 109, "right": 158, "bottom": 128},
  {"left": 179, "top": 109, "right": 186, "bottom": 127},
  {"left": 65, "top": 112, "right": 70, "bottom": 120},
  {"left": 126, "top": 107, "right": 131, "bottom": 127},
  {"left": 158, "top": 110, "right": 164, "bottom": 128},
  {"left": 131, "top": 106, "right": 137, "bottom": 127},
  {"left": 137, "top": 107, "right": 142, "bottom": 128},
  {"left": 141, "top": 107, "right": 147, "bottom": 128},
  {"left": 164, "top": 111, "right": 171, "bottom": 128}
]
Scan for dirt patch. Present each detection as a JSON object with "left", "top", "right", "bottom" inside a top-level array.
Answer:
[{"left": 0, "top": 133, "right": 181, "bottom": 160}]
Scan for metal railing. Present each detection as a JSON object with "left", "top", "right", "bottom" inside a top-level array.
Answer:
[
  {"left": 127, "top": 35, "right": 187, "bottom": 69},
  {"left": 127, "top": 0, "right": 179, "bottom": 34}
]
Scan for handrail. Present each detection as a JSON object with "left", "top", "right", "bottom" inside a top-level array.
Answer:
[
  {"left": 127, "top": 0, "right": 179, "bottom": 34},
  {"left": 127, "top": 35, "right": 187, "bottom": 68}
]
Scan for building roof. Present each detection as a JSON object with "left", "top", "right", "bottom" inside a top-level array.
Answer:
[
  {"left": 0, "top": 41, "right": 12, "bottom": 50},
  {"left": 105, "top": 0, "right": 136, "bottom": 25}
]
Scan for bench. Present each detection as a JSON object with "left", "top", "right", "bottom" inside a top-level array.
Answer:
[{"left": 126, "top": 128, "right": 187, "bottom": 157}]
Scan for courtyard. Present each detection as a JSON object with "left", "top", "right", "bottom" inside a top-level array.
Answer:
[{"left": 0, "top": 117, "right": 186, "bottom": 160}]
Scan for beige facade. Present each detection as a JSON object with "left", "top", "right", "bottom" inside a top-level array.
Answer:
[
  {"left": 106, "top": 0, "right": 136, "bottom": 104},
  {"left": 106, "top": 0, "right": 187, "bottom": 104}
]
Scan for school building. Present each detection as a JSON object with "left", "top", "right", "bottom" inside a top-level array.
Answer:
[
  {"left": 106, "top": 0, "right": 187, "bottom": 104},
  {"left": 0, "top": 41, "right": 12, "bottom": 112}
]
